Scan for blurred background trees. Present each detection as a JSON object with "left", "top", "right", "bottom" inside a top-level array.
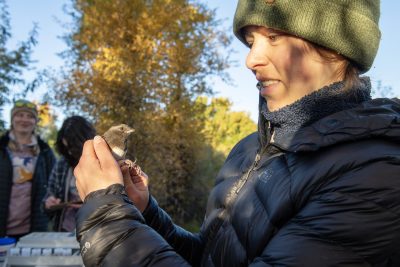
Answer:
[
  {"left": 0, "top": 0, "right": 37, "bottom": 133},
  {"left": 48, "top": 0, "right": 255, "bottom": 228},
  {"left": 36, "top": 102, "right": 58, "bottom": 150}
]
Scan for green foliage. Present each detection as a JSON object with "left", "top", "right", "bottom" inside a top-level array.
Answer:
[
  {"left": 0, "top": 0, "right": 38, "bottom": 128},
  {"left": 35, "top": 102, "right": 59, "bottom": 153},
  {"left": 193, "top": 96, "right": 256, "bottom": 192},
  {"left": 52, "top": 0, "right": 232, "bottom": 225},
  {"left": 195, "top": 96, "right": 257, "bottom": 156}
]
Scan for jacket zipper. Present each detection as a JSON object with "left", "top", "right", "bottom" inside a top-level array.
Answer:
[
  {"left": 235, "top": 152, "right": 262, "bottom": 194},
  {"left": 202, "top": 124, "right": 277, "bottom": 264}
]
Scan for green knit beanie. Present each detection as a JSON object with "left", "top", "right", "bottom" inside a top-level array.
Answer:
[{"left": 233, "top": 0, "right": 381, "bottom": 73}]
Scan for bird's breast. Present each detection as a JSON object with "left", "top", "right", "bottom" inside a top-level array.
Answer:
[{"left": 110, "top": 146, "right": 126, "bottom": 160}]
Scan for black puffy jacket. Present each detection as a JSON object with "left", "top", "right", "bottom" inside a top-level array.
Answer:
[
  {"left": 76, "top": 98, "right": 400, "bottom": 266},
  {"left": 0, "top": 132, "right": 56, "bottom": 236}
]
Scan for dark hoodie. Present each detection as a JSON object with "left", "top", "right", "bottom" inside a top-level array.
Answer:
[{"left": 76, "top": 78, "right": 400, "bottom": 267}]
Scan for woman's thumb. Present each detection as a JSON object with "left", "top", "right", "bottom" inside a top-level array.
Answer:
[{"left": 93, "top": 136, "right": 118, "bottom": 169}]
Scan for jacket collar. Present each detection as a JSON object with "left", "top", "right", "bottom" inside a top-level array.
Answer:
[
  {"left": 257, "top": 77, "right": 400, "bottom": 152},
  {"left": 0, "top": 131, "right": 50, "bottom": 152}
]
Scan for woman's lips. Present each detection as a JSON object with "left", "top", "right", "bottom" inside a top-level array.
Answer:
[{"left": 258, "top": 80, "right": 280, "bottom": 96}]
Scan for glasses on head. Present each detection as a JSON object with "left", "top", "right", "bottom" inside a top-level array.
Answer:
[{"left": 14, "top": 100, "right": 37, "bottom": 110}]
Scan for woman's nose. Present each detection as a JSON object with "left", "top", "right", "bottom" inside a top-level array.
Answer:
[{"left": 245, "top": 42, "right": 269, "bottom": 71}]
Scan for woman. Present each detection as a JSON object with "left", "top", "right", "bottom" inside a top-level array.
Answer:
[
  {"left": 0, "top": 100, "right": 55, "bottom": 240},
  {"left": 74, "top": 0, "right": 400, "bottom": 266},
  {"left": 44, "top": 116, "right": 96, "bottom": 232}
]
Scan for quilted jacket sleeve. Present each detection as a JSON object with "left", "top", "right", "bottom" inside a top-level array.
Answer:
[
  {"left": 249, "top": 151, "right": 400, "bottom": 266},
  {"left": 76, "top": 184, "right": 191, "bottom": 267},
  {"left": 142, "top": 196, "right": 205, "bottom": 265}
]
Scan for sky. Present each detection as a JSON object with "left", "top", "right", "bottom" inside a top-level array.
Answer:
[{"left": 3, "top": 0, "right": 400, "bottom": 127}]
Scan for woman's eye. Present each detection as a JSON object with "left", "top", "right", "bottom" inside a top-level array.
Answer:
[{"left": 268, "top": 34, "right": 278, "bottom": 41}]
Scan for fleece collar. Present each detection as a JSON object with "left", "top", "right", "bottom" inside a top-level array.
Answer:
[
  {"left": 261, "top": 77, "right": 371, "bottom": 147},
  {"left": 256, "top": 77, "right": 400, "bottom": 151}
]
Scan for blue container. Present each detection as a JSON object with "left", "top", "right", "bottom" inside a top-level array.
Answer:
[
  {"left": 0, "top": 238, "right": 16, "bottom": 246},
  {"left": 0, "top": 237, "right": 16, "bottom": 261}
]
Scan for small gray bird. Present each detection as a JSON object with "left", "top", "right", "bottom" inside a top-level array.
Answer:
[
  {"left": 102, "top": 124, "right": 134, "bottom": 161},
  {"left": 102, "top": 124, "right": 141, "bottom": 175}
]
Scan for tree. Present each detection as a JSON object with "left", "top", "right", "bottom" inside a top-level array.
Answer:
[
  {"left": 194, "top": 96, "right": 256, "bottom": 188},
  {"left": 0, "top": 0, "right": 37, "bottom": 130},
  {"left": 53, "top": 0, "right": 232, "bottom": 226},
  {"left": 196, "top": 96, "right": 257, "bottom": 156},
  {"left": 36, "top": 102, "right": 58, "bottom": 152}
]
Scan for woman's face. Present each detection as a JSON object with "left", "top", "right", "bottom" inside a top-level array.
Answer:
[
  {"left": 244, "top": 26, "right": 343, "bottom": 111},
  {"left": 12, "top": 111, "right": 37, "bottom": 135}
]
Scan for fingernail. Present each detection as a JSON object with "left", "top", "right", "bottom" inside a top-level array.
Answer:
[{"left": 94, "top": 135, "right": 102, "bottom": 144}]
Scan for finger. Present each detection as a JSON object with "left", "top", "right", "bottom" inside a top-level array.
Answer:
[
  {"left": 129, "top": 165, "right": 142, "bottom": 177},
  {"left": 77, "top": 183, "right": 85, "bottom": 202},
  {"left": 81, "top": 140, "right": 96, "bottom": 158},
  {"left": 121, "top": 165, "right": 132, "bottom": 184},
  {"left": 92, "top": 136, "right": 118, "bottom": 169},
  {"left": 121, "top": 164, "right": 129, "bottom": 174},
  {"left": 131, "top": 171, "right": 149, "bottom": 187},
  {"left": 74, "top": 166, "right": 85, "bottom": 200}
]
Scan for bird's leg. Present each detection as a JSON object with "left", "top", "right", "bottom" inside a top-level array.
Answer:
[{"left": 118, "top": 158, "right": 141, "bottom": 176}]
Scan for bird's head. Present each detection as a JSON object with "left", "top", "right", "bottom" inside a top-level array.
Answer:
[{"left": 109, "top": 124, "right": 135, "bottom": 138}]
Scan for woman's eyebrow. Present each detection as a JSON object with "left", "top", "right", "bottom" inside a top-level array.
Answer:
[
  {"left": 243, "top": 26, "right": 284, "bottom": 39},
  {"left": 267, "top": 28, "right": 285, "bottom": 34}
]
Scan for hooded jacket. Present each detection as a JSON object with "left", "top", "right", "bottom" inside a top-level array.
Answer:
[
  {"left": 76, "top": 84, "right": 400, "bottom": 266},
  {"left": 0, "top": 132, "right": 56, "bottom": 237}
]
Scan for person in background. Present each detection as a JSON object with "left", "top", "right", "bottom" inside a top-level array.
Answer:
[
  {"left": 0, "top": 100, "right": 55, "bottom": 240},
  {"left": 74, "top": 0, "right": 400, "bottom": 266},
  {"left": 44, "top": 116, "right": 96, "bottom": 232}
]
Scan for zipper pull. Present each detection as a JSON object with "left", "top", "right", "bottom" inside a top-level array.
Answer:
[
  {"left": 254, "top": 153, "right": 261, "bottom": 168},
  {"left": 235, "top": 152, "right": 261, "bottom": 194}
]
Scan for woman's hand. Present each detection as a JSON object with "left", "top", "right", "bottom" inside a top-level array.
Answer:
[
  {"left": 45, "top": 196, "right": 61, "bottom": 209},
  {"left": 121, "top": 164, "right": 149, "bottom": 212},
  {"left": 74, "top": 136, "right": 123, "bottom": 201}
]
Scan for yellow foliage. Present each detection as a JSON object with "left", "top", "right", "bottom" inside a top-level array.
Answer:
[
  {"left": 35, "top": 102, "right": 55, "bottom": 128},
  {"left": 92, "top": 47, "right": 126, "bottom": 82}
]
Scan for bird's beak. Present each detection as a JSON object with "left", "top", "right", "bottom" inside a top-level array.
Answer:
[{"left": 127, "top": 129, "right": 135, "bottom": 134}]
